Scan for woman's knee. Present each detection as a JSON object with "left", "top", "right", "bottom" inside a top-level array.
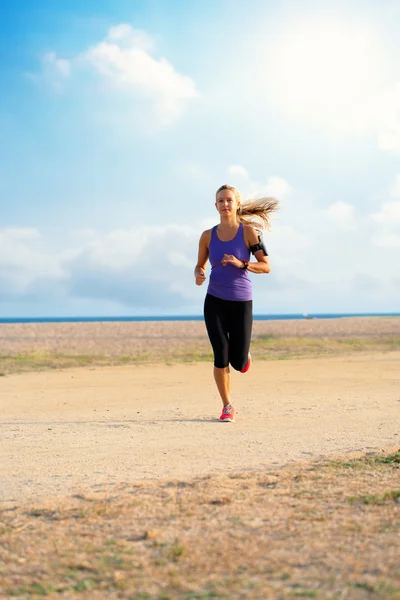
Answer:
[
  {"left": 214, "top": 359, "right": 229, "bottom": 369},
  {"left": 230, "top": 355, "right": 248, "bottom": 371}
]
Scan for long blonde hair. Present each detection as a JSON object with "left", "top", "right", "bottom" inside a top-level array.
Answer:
[{"left": 215, "top": 184, "right": 279, "bottom": 231}]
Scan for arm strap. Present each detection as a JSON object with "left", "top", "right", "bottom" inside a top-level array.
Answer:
[{"left": 250, "top": 234, "right": 268, "bottom": 256}]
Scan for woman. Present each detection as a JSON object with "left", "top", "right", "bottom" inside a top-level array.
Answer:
[{"left": 194, "top": 184, "right": 279, "bottom": 422}]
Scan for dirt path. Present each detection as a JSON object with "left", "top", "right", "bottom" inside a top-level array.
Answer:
[{"left": 1, "top": 352, "right": 399, "bottom": 505}]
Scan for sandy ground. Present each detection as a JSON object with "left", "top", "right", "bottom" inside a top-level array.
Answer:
[{"left": 1, "top": 350, "right": 399, "bottom": 506}]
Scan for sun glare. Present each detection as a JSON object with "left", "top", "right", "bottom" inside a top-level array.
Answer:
[{"left": 267, "top": 19, "right": 384, "bottom": 132}]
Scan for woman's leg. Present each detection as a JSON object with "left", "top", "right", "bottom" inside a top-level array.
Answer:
[
  {"left": 204, "top": 294, "right": 231, "bottom": 406},
  {"left": 213, "top": 365, "right": 231, "bottom": 406},
  {"left": 228, "top": 300, "right": 253, "bottom": 371}
]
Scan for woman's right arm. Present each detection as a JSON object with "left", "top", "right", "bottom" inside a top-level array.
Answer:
[{"left": 194, "top": 230, "right": 210, "bottom": 286}]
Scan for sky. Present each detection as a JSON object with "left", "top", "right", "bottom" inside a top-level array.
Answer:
[{"left": 1, "top": 0, "right": 400, "bottom": 317}]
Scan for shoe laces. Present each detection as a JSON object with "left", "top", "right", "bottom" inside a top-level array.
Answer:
[{"left": 223, "top": 405, "right": 233, "bottom": 414}]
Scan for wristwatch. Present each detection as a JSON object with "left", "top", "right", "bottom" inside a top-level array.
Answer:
[{"left": 241, "top": 260, "right": 249, "bottom": 270}]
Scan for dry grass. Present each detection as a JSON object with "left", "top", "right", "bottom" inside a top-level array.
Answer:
[
  {"left": 0, "top": 336, "right": 399, "bottom": 376},
  {"left": 1, "top": 317, "right": 399, "bottom": 376},
  {"left": 1, "top": 450, "right": 399, "bottom": 599}
]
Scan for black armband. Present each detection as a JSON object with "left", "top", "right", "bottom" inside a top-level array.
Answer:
[{"left": 250, "top": 234, "right": 268, "bottom": 256}]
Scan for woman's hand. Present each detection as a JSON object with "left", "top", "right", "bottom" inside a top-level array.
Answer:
[
  {"left": 195, "top": 267, "right": 206, "bottom": 286},
  {"left": 221, "top": 254, "right": 243, "bottom": 269}
]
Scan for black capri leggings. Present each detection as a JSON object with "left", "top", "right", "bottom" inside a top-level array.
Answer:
[{"left": 204, "top": 293, "right": 253, "bottom": 370}]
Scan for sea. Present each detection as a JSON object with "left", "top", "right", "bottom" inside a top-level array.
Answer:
[{"left": 0, "top": 313, "right": 399, "bottom": 324}]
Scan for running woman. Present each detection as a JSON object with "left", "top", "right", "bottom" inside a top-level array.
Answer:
[{"left": 194, "top": 184, "right": 279, "bottom": 422}]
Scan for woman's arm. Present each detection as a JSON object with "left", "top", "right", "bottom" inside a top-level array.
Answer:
[
  {"left": 194, "top": 229, "right": 211, "bottom": 285},
  {"left": 246, "top": 256, "right": 270, "bottom": 274},
  {"left": 244, "top": 225, "right": 270, "bottom": 274}
]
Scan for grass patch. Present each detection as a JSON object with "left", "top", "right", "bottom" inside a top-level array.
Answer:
[
  {"left": 325, "top": 459, "right": 366, "bottom": 469},
  {"left": 0, "top": 351, "right": 151, "bottom": 375},
  {"left": 1, "top": 335, "right": 399, "bottom": 375},
  {"left": 327, "top": 451, "right": 400, "bottom": 470},
  {"left": 10, "top": 582, "right": 52, "bottom": 596},
  {"left": 371, "top": 452, "right": 400, "bottom": 465},
  {"left": 251, "top": 335, "right": 400, "bottom": 360},
  {"left": 353, "top": 581, "right": 400, "bottom": 595},
  {"left": 348, "top": 489, "right": 400, "bottom": 505}
]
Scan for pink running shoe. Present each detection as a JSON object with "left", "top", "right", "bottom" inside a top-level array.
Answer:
[
  {"left": 240, "top": 353, "right": 251, "bottom": 373},
  {"left": 220, "top": 404, "right": 235, "bottom": 422}
]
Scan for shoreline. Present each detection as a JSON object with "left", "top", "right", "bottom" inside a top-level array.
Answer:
[{"left": 1, "top": 312, "right": 399, "bottom": 324}]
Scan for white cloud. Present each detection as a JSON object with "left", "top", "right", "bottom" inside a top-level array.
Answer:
[
  {"left": 374, "top": 83, "right": 400, "bottom": 155},
  {"left": 0, "top": 225, "right": 200, "bottom": 310},
  {"left": 262, "top": 19, "right": 385, "bottom": 136},
  {"left": 107, "top": 24, "right": 154, "bottom": 52},
  {"left": 262, "top": 176, "right": 291, "bottom": 199},
  {"left": 176, "top": 161, "right": 205, "bottom": 179},
  {"left": 44, "top": 52, "right": 70, "bottom": 78},
  {"left": 62, "top": 224, "right": 200, "bottom": 309},
  {"left": 371, "top": 201, "right": 400, "bottom": 224},
  {"left": 227, "top": 165, "right": 248, "bottom": 178},
  {"left": 390, "top": 175, "right": 400, "bottom": 198},
  {"left": 368, "top": 184, "right": 400, "bottom": 248},
  {"left": 84, "top": 24, "right": 198, "bottom": 125},
  {"left": 252, "top": 18, "right": 398, "bottom": 154},
  {"left": 0, "top": 228, "right": 66, "bottom": 293},
  {"left": 225, "top": 166, "right": 291, "bottom": 201},
  {"left": 29, "top": 52, "right": 70, "bottom": 91},
  {"left": 1, "top": 227, "right": 41, "bottom": 240},
  {"left": 273, "top": 224, "right": 310, "bottom": 252},
  {"left": 1, "top": 199, "right": 399, "bottom": 313},
  {"left": 66, "top": 224, "right": 196, "bottom": 269},
  {"left": 167, "top": 251, "right": 193, "bottom": 268},
  {"left": 29, "top": 24, "right": 197, "bottom": 127},
  {"left": 370, "top": 177, "right": 400, "bottom": 230},
  {"left": 350, "top": 273, "right": 383, "bottom": 291},
  {"left": 244, "top": 174, "right": 291, "bottom": 203},
  {"left": 372, "top": 232, "right": 400, "bottom": 247},
  {"left": 326, "top": 201, "right": 356, "bottom": 229},
  {"left": 67, "top": 228, "right": 148, "bottom": 270},
  {"left": 2, "top": 175, "right": 399, "bottom": 313}
]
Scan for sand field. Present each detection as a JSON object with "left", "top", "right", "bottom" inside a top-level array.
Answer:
[{"left": 0, "top": 318, "right": 399, "bottom": 505}]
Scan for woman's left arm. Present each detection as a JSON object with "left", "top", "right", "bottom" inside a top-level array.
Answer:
[{"left": 244, "top": 225, "right": 270, "bottom": 274}]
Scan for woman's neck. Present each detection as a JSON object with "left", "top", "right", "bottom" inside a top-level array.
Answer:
[{"left": 218, "top": 216, "right": 239, "bottom": 230}]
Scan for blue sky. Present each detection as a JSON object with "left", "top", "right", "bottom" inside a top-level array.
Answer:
[{"left": 1, "top": 0, "right": 400, "bottom": 317}]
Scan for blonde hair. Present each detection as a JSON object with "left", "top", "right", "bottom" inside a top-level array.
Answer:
[{"left": 215, "top": 184, "right": 279, "bottom": 231}]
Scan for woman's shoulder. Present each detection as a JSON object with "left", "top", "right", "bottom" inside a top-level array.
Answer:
[
  {"left": 242, "top": 223, "right": 260, "bottom": 243},
  {"left": 199, "top": 228, "right": 213, "bottom": 244}
]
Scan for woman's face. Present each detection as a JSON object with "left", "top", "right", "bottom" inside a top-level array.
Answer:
[{"left": 215, "top": 189, "right": 239, "bottom": 217}]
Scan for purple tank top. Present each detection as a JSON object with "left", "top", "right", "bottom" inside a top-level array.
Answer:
[{"left": 207, "top": 223, "right": 252, "bottom": 301}]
